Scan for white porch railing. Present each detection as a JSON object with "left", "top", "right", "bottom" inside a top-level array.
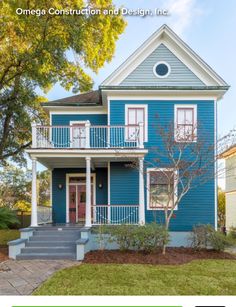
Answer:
[
  {"left": 37, "top": 206, "right": 52, "bottom": 224},
  {"left": 32, "top": 123, "right": 144, "bottom": 149},
  {"left": 92, "top": 204, "right": 139, "bottom": 225}
]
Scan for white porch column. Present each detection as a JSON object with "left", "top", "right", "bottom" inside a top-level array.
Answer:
[
  {"left": 139, "top": 157, "right": 145, "bottom": 225},
  {"left": 85, "top": 157, "right": 92, "bottom": 227},
  {"left": 31, "top": 157, "right": 38, "bottom": 227}
]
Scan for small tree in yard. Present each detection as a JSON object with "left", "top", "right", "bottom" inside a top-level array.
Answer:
[
  {"left": 131, "top": 120, "right": 235, "bottom": 255},
  {"left": 218, "top": 187, "right": 226, "bottom": 228}
]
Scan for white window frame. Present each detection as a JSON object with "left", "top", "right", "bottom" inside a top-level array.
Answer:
[
  {"left": 69, "top": 120, "right": 88, "bottom": 148},
  {"left": 125, "top": 104, "right": 148, "bottom": 142},
  {"left": 174, "top": 104, "right": 197, "bottom": 142},
  {"left": 146, "top": 167, "right": 178, "bottom": 211},
  {"left": 153, "top": 61, "right": 171, "bottom": 78},
  {"left": 66, "top": 173, "right": 96, "bottom": 224}
]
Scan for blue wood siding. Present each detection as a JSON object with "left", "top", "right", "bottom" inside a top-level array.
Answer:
[
  {"left": 109, "top": 99, "right": 215, "bottom": 230},
  {"left": 110, "top": 162, "right": 139, "bottom": 205},
  {"left": 51, "top": 114, "right": 107, "bottom": 126},
  {"left": 52, "top": 168, "right": 107, "bottom": 223},
  {"left": 120, "top": 44, "right": 204, "bottom": 86}
]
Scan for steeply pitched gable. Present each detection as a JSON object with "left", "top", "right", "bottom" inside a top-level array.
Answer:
[
  {"left": 102, "top": 24, "right": 228, "bottom": 88},
  {"left": 120, "top": 43, "right": 204, "bottom": 87}
]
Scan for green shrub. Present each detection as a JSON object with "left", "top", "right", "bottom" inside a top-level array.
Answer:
[
  {"left": 108, "top": 223, "right": 169, "bottom": 253},
  {"left": 210, "top": 231, "right": 233, "bottom": 251},
  {"left": 0, "top": 207, "right": 20, "bottom": 229},
  {"left": 108, "top": 224, "right": 137, "bottom": 251},
  {"left": 190, "top": 224, "right": 234, "bottom": 252}
]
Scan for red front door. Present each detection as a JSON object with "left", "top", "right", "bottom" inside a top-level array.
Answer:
[
  {"left": 69, "top": 178, "right": 93, "bottom": 224},
  {"left": 77, "top": 185, "right": 86, "bottom": 223}
]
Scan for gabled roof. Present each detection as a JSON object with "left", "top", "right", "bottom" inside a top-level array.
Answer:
[
  {"left": 101, "top": 24, "right": 229, "bottom": 88},
  {"left": 42, "top": 90, "right": 102, "bottom": 107}
]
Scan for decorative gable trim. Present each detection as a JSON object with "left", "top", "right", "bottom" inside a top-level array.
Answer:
[{"left": 101, "top": 24, "right": 228, "bottom": 88}]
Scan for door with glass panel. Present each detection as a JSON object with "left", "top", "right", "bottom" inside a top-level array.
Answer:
[{"left": 68, "top": 176, "right": 94, "bottom": 223}]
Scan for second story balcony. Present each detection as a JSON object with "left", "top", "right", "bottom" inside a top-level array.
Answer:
[{"left": 32, "top": 122, "right": 144, "bottom": 150}]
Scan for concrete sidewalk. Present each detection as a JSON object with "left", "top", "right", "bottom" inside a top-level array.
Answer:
[{"left": 0, "top": 259, "right": 77, "bottom": 295}]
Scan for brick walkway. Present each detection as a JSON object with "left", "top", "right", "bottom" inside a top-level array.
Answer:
[{"left": 0, "top": 260, "right": 78, "bottom": 295}]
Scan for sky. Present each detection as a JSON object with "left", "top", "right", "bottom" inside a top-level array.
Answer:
[{"left": 36, "top": 0, "right": 236, "bottom": 187}]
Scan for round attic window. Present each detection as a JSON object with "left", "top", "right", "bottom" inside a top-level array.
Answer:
[{"left": 153, "top": 61, "right": 171, "bottom": 78}]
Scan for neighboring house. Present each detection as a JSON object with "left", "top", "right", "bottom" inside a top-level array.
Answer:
[
  {"left": 8, "top": 25, "right": 229, "bottom": 260},
  {"left": 221, "top": 145, "right": 236, "bottom": 230}
]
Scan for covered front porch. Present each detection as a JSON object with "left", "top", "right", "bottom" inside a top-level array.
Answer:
[{"left": 27, "top": 150, "right": 147, "bottom": 227}]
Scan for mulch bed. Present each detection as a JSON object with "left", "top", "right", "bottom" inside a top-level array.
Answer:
[
  {"left": 0, "top": 246, "right": 8, "bottom": 263},
  {"left": 84, "top": 248, "right": 236, "bottom": 265}
]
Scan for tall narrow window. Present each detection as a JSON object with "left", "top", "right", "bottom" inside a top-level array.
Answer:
[
  {"left": 125, "top": 105, "right": 148, "bottom": 142},
  {"left": 175, "top": 105, "right": 197, "bottom": 142}
]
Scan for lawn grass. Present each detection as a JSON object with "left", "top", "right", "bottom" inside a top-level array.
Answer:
[
  {"left": 0, "top": 229, "right": 20, "bottom": 246},
  {"left": 34, "top": 260, "right": 236, "bottom": 295}
]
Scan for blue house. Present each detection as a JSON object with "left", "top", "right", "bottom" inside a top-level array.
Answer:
[{"left": 9, "top": 25, "right": 229, "bottom": 260}]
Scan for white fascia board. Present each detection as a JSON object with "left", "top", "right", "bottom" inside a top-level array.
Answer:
[
  {"left": 105, "top": 90, "right": 222, "bottom": 101},
  {"left": 163, "top": 27, "right": 228, "bottom": 86},
  {"left": 46, "top": 106, "right": 107, "bottom": 114},
  {"left": 26, "top": 149, "right": 148, "bottom": 158},
  {"left": 101, "top": 24, "right": 228, "bottom": 87}
]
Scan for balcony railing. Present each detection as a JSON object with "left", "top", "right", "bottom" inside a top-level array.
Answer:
[
  {"left": 92, "top": 204, "right": 139, "bottom": 225},
  {"left": 32, "top": 122, "right": 144, "bottom": 149}
]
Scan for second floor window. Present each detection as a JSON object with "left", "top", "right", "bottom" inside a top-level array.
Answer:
[
  {"left": 125, "top": 104, "right": 148, "bottom": 142},
  {"left": 174, "top": 105, "right": 197, "bottom": 142}
]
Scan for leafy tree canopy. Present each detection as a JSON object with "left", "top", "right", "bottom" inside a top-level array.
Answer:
[
  {"left": 0, "top": 0, "right": 126, "bottom": 165},
  {"left": 0, "top": 164, "right": 50, "bottom": 208}
]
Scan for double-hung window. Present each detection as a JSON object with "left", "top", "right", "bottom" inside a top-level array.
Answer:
[
  {"left": 147, "top": 169, "right": 177, "bottom": 210},
  {"left": 174, "top": 105, "right": 197, "bottom": 142},
  {"left": 125, "top": 105, "right": 148, "bottom": 142}
]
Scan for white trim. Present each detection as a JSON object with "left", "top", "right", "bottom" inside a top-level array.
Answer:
[
  {"left": 50, "top": 170, "right": 52, "bottom": 207},
  {"left": 31, "top": 158, "right": 38, "bottom": 226},
  {"left": 107, "top": 161, "right": 110, "bottom": 205},
  {"left": 27, "top": 149, "right": 148, "bottom": 158},
  {"left": 125, "top": 104, "right": 148, "bottom": 142},
  {"left": 214, "top": 98, "right": 218, "bottom": 230},
  {"left": 107, "top": 161, "right": 111, "bottom": 223},
  {"left": 101, "top": 25, "right": 227, "bottom": 87},
  {"left": 48, "top": 109, "right": 107, "bottom": 115},
  {"left": 225, "top": 191, "right": 236, "bottom": 195},
  {"left": 174, "top": 104, "right": 197, "bottom": 142},
  {"left": 66, "top": 173, "right": 96, "bottom": 224},
  {"left": 153, "top": 61, "right": 171, "bottom": 78},
  {"left": 108, "top": 98, "right": 110, "bottom": 125},
  {"left": 139, "top": 157, "right": 145, "bottom": 224},
  {"left": 106, "top": 91, "right": 222, "bottom": 101},
  {"left": 146, "top": 167, "right": 178, "bottom": 211}
]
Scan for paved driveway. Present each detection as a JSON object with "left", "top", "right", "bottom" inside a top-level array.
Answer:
[{"left": 0, "top": 260, "right": 78, "bottom": 295}]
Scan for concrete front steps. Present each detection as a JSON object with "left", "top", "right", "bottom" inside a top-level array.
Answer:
[{"left": 15, "top": 227, "right": 81, "bottom": 260}]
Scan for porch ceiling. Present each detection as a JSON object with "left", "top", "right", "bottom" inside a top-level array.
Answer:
[{"left": 26, "top": 149, "right": 148, "bottom": 169}]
